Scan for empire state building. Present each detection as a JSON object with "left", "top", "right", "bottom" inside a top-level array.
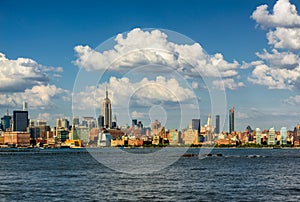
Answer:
[{"left": 102, "top": 88, "right": 112, "bottom": 128}]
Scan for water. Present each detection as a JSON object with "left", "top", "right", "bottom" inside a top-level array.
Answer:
[{"left": 0, "top": 148, "right": 300, "bottom": 201}]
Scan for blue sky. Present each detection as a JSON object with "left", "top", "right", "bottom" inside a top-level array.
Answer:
[{"left": 1, "top": 0, "right": 300, "bottom": 131}]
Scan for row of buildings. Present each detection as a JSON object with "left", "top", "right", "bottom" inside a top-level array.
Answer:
[{"left": 0, "top": 91, "right": 299, "bottom": 148}]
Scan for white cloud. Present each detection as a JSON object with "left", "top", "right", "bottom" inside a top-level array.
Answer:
[
  {"left": 284, "top": 95, "right": 300, "bottom": 105},
  {"left": 248, "top": 63, "right": 300, "bottom": 89},
  {"left": 267, "top": 27, "right": 300, "bottom": 50},
  {"left": 251, "top": 0, "right": 300, "bottom": 28},
  {"left": 0, "top": 52, "right": 63, "bottom": 92},
  {"left": 131, "top": 111, "right": 146, "bottom": 119},
  {"left": 72, "top": 76, "right": 197, "bottom": 111},
  {"left": 0, "top": 85, "right": 70, "bottom": 109},
  {"left": 213, "top": 78, "right": 245, "bottom": 90},
  {"left": 249, "top": 0, "right": 300, "bottom": 89},
  {"left": 256, "top": 49, "right": 300, "bottom": 68},
  {"left": 251, "top": 0, "right": 300, "bottom": 51},
  {"left": 73, "top": 28, "right": 241, "bottom": 79}
]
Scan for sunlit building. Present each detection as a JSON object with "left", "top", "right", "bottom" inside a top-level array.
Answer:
[
  {"left": 280, "top": 127, "right": 287, "bottom": 145},
  {"left": 268, "top": 127, "right": 275, "bottom": 145},
  {"left": 255, "top": 128, "right": 261, "bottom": 144},
  {"left": 102, "top": 88, "right": 112, "bottom": 128}
]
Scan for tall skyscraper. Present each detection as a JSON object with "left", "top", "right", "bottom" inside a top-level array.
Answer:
[
  {"left": 229, "top": 107, "right": 234, "bottom": 134},
  {"left": 12, "top": 110, "right": 29, "bottom": 132},
  {"left": 102, "top": 88, "right": 112, "bottom": 128},
  {"left": 1, "top": 115, "right": 11, "bottom": 131},
  {"left": 215, "top": 115, "right": 220, "bottom": 134},
  {"left": 191, "top": 119, "right": 201, "bottom": 133}
]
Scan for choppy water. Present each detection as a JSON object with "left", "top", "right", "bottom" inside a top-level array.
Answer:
[{"left": 0, "top": 148, "right": 300, "bottom": 201}]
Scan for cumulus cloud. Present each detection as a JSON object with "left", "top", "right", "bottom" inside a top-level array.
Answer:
[
  {"left": 251, "top": 0, "right": 300, "bottom": 28},
  {"left": 248, "top": 63, "right": 300, "bottom": 89},
  {"left": 284, "top": 95, "right": 300, "bottom": 105},
  {"left": 0, "top": 85, "right": 70, "bottom": 109},
  {"left": 0, "top": 53, "right": 63, "bottom": 92},
  {"left": 249, "top": 0, "right": 300, "bottom": 89},
  {"left": 73, "top": 28, "right": 242, "bottom": 81},
  {"left": 267, "top": 27, "right": 300, "bottom": 50},
  {"left": 213, "top": 78, "right": 244, "bottom": 90},
  {"left": 72, "top": 76, "right": 197, "bottom": 111},
  {"left": 251, "top": 0, "right": 300, "bottom": 51},
  {"left": 256, "top": 49, "right": 300, "bottom": 69}
]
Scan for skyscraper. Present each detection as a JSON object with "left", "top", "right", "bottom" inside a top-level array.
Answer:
[
  {"left": 1, "top": 110, "right": 11, "bottom": 131},
  {"left": 98, "top": 115, "right": 104, "bottom": 128},
  {"left": 229, "top": 107, "right": 234, "bottom": 134},
  {"left": 215, "top": 115, "right": 220, "bottom": 134},
  {"left": 12, "top": 110, "right": 29, "bottom": 132},
  {"left": 191, "top": 119, "right": 201, "bottom": 133},
  {"left": 102, "top": 88, "right": 112, "bottom": 128}
]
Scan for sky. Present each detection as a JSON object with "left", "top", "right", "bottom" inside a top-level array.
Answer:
[{"left": 1, "top": 0, "right": 300, "bottom": 131}]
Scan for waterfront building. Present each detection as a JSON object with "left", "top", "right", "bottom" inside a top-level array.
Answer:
[
  {"left": 12, "top": 110, "right": 29, "bottom": 132},
  {"left": 97, "top": 131, "right": 112, "bottom": 147},
  {"left": 191, "top": 119, "right": 201, "bottom": 132},
  {"left": 256, "top": 128, "right": 261, "bottom": 144},
  {"left": 268, "top": 127, "right": 276, "bottom": 145},
  {"left": 280, "top": 127, "right": 287, "bottom": 145},
  {"left": 3, "top": 131, "right": 30, "bottom": 147},
  {"left": 168, "top": 129, "right": 180, "bottom": 145},
  {"left": 215, "top": 115, "right": 220, "bottom": 134},
  {"left": 229, "top": 107, "right": 234, "bottom": 134},
  {"left": 102, "top": 88, "right": 112, "bottom": 128},
  {"left": 1, "top": 110, "right": 11, "bottom": 131},
  {"left": 57, "top": 129, "right": 69, "bottom": 143},
  {"left": 293, "top": 124, "right": 300, "bottom": 142},
  {"left": 182, "top": 129, "right": 199, "bottom": 145}
]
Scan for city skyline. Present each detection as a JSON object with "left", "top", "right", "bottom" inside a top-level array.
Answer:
[{"left": 1, "top": 0, "right": 300, "bottom": 131}]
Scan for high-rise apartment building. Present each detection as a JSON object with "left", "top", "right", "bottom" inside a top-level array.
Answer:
[
  {"left": 268, "top": 127, "right": 276, "bottom": 145},
  {"left": 280, "top": 127, "right": 287, "bottom": 145},
  {"left": 256, "top": 128, "right": 261, "bottom": 144}
]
